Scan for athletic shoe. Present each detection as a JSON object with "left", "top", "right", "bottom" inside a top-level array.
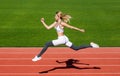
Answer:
[
  {"left": 32, "top": 56, "right": 42, "bottom": 62},
  {"left": 90, "top": 42, "right": 99, "bottom": 48}
]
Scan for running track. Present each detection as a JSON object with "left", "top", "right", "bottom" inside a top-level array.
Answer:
[{"left": 0, "top": 47, "right": 120, "bottom": 76}]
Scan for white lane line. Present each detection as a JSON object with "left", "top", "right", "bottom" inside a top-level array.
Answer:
[
  {"left": 0, "top": 52, "right": 120, "bottom": 54},
  {"left": 0, "top": 73, "right": 120, "bottom": 75},
  {"left": 0, "top": 65, "right": 120, "bottom": 67},
  {"left": 0, "top": 58, "right": 120, "bottom": 60}
]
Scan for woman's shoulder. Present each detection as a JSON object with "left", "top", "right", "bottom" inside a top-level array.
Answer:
[{"left": 60, "top": 21, "right": 68, "bottom": 26}]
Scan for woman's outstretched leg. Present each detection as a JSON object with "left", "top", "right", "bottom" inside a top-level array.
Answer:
[
  {"left": 70, "top": 44, "right": 92, "bottom": 51},
  {"left": 32, "top": 41, "right": 54, "bottom": 62},
  {"left": 70, "top": 42, "right": 99, "bottom": 51}
]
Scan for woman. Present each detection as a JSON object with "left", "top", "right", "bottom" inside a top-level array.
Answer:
[{"left": 32, "top": 11, "right": 99, "bottom": 62}]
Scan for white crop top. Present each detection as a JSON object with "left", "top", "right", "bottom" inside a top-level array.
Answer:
[{"left": 55, "top": 25, "right": 64, "bottom": 33}]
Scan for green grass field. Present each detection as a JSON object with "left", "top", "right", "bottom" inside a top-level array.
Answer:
[{"left": 0, "top": 0, "right": 120, "bottom": 47}]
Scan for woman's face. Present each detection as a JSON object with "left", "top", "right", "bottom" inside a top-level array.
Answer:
[
  {"left": 55, "top": 12, "right": 61, "bottom": 21},
  {"left": 55, "top": 14, "right": 59, "bottom": 21}
]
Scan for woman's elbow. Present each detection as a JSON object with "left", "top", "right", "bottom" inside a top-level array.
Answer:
[{"left": 46, "top": 27, "right": 51, "bottom": 30}]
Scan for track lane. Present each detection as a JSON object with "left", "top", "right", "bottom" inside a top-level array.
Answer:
[{"left": 0, "top": 48, "right": 120, "bottom": 76}]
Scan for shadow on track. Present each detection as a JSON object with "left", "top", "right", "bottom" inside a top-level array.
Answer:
[{"left": 39, "top": 59, "right": 101, "bottom": 74}]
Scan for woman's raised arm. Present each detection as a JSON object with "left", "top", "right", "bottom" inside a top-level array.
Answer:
[{"left": 41, "top": 18, "right": 57, "bottom": 30}]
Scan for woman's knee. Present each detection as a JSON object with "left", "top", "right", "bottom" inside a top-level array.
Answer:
[
  {"left": 70, "top": 45, "right": 79, "bottom": 51},
  {"left": 45, "top": 41, "right": 54, "bottom": 47},
  {"left": 66, "top": 42, "right": 72, "bottom": 47}
]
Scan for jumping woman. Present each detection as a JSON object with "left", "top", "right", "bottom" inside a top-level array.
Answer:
[{"left": 32, "top": 11, "right": 99, "bottom": 62}]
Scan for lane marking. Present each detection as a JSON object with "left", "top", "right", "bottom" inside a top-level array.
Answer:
[
  {"left": 0, "top": 65, "right": 120, "bottom": 67},
  {"left": 0, "top": 58, "right": 120, "bottom": 60},
  {"left": 0, "top": 52, "right": 120, "bottom": 54},
  {"left": 0, "top": 73, "right": 120, "bottom": 75}
]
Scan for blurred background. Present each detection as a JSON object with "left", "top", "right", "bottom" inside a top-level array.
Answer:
[{"left": 0, "top": 0, "right": 120, "bottom": 47}]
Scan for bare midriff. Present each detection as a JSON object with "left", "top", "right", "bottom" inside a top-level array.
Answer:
[{"left": 57, "top": 32, "right": 64, "bottom": 37}]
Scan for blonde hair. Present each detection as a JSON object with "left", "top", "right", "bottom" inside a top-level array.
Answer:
[
  {"left": 56, "top": 11, "right": 72, "bottom": 23},
  {"left": 61, "top": 14, "right": 71, "bottom": 23}
]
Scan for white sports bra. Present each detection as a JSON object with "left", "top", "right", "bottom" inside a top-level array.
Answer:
[{"left": 55, "top": 25, "right": 64, "bottom": 33}]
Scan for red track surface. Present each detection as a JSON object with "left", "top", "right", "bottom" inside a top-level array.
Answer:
[{"left": 0, "top": 47, "right": 120, "bottom": 76}]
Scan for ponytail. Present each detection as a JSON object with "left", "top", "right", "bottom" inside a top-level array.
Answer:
[
  {"left": 61, "top": 14, "right": 72, "bottom": 23},
  {"left": 56, "top": 11, "right": 72, "bottom": 23}
]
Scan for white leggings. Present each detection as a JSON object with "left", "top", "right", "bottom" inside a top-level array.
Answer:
[
  {"left": 52, "top": 35, "right": 72, "bottom": 47},
  {"left": 37, "top": 35, "right": 91, "bottom": 57}
]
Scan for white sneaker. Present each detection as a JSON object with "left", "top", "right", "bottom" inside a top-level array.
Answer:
[
  {"left": 90, "top": 42, "right": 99, "bottom": 48},
  {"left": 32, "top": 56, "right": 42, "bottom": 62}
]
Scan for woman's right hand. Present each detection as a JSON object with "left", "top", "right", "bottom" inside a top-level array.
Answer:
[
  {"left": 41, "top": 18, "right": 45, "bottom": 23},
  {"left": 80, "top": 29, "right": 85, "bottom": 32}
]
